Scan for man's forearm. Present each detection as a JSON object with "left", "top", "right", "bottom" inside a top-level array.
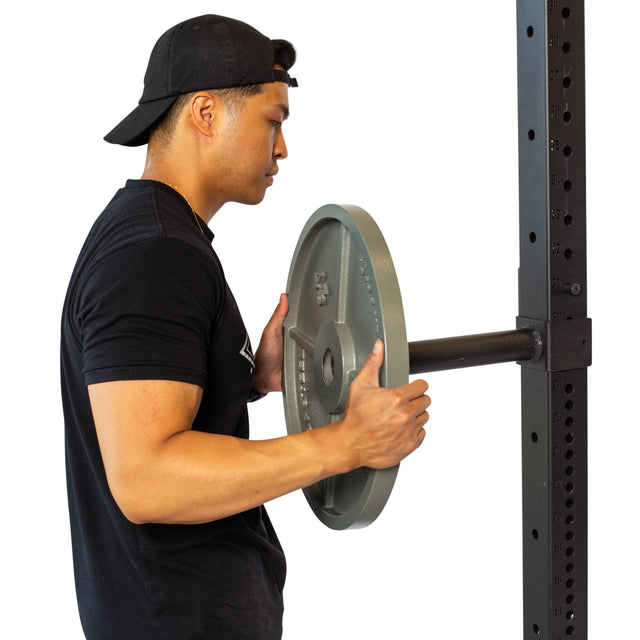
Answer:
[{"left": 112, "top": 423, "right": 354, "bottom": 525}]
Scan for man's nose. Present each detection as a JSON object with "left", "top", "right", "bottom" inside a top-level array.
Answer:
[{"left": 274, "top": 129, "right": 288, "bottom": 160}]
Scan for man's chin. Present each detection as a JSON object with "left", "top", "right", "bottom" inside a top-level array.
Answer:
[{"left": 236, "top": 191, "right": 268, "bottom": 207}]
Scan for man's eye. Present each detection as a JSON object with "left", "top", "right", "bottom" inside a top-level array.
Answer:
[{"left": 272, "top": 121, "right": 282, "bottom": 128}]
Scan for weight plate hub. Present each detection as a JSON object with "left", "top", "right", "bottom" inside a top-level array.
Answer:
[{"left": 283, "top": 204, "right": 408, "bottom": 529}]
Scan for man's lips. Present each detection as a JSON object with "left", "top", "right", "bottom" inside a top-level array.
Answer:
[{"left": 266, "top": 168, "right": 278, "bottom": 185}]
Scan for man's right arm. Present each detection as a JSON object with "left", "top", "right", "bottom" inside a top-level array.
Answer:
[{"left": 89, "top": 340, "right": 430, "bottom": 526}]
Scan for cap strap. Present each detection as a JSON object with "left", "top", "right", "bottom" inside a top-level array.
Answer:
[{"left": 274, "top": 69, "right": 298, "bottom": 87}]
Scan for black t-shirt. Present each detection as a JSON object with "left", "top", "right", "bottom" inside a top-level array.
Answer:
[{"left": 60, "top": 180, "right": 286, "bottom": 639}]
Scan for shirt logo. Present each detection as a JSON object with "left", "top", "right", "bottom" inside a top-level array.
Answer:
[{"left": 239, "top": 332, "right": 256, "bottom": 374}]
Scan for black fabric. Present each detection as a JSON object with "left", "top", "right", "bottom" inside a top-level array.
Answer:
[{"left": 61, "top": 179, "right": 286, "bottom": 639}]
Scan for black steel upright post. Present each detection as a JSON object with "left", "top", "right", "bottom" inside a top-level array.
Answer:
[{"left": 516, "top": 1, "right": 590, "bottom": 638}]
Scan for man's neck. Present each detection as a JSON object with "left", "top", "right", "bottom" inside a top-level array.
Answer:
[{"left": 141, "top": 154, "right": 221, "bottom": 224}]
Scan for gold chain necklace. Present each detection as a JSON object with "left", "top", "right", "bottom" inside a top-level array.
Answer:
[{"left": 167, "top": 183, "right": 205, "bottom": 235}]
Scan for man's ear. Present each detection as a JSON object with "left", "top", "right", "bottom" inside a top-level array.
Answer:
[{"left": 189, "top": 92, "right": 219, "bottom": 137}]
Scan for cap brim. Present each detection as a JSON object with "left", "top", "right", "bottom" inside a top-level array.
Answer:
[{"left": 104, "top": 96, "right": 177, "bottom": 147}]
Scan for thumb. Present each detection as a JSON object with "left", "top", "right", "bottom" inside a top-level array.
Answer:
[
  {"left": 275, "top": 293, "right": 289, "bottom": 320},
  {"left": 265, "top": 294, "right": 289, "bottom": 331},
  {"left": 357, "top": 339, "right": 384, "bottom": 388}
]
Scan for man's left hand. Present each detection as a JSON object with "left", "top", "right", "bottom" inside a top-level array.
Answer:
[{"left": 252, "top": 294, "right": 289, "bottom": 394}]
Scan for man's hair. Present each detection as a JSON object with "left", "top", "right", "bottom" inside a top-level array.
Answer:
[{"left": 149, "top": 84, "right": 264, "bottom": 147}]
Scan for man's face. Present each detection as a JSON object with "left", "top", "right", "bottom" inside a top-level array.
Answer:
[{"left": 212, "top": 80, "right": 290, "bottom": 206}]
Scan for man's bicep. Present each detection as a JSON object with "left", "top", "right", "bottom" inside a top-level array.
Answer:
[{"left": 88, "top": 379, "right": 203, "bottom": 495}]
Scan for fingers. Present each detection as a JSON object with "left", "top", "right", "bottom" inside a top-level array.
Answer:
[
  {"left": 399, "top": 382, "right": 431, "bottom": 449},
  {"left": 385, "top": 379, "right": 430, "bottom": 422},
  {"left": 403, "top": 388, "right": 430, "bottom": 439},
  {"left": 410, "top": 391, "right": 431, "bottom": 419},
  {"left": 405, "top": 378, "right": 430, "bottom": 400}
]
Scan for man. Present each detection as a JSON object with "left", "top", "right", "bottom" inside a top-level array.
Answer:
[{"left": 61, "top": 14, "right": 430, "bottom": 639}]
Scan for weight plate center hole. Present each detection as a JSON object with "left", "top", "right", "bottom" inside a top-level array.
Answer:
[{"left": 322, "top": 349, "right": 336, "bottom": 387}]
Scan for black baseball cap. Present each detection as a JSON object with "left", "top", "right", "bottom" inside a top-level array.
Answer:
[{"left": 104, "top": 15, "right": 298, "bottom": 147}]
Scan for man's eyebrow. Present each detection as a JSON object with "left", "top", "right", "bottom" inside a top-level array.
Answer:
[{"left": 276, "top": 103, "right": 290, "bottom": 120}]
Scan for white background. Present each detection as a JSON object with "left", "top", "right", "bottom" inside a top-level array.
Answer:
[{"left": 2, "top": 1, "right": 637, "bottom": 637}]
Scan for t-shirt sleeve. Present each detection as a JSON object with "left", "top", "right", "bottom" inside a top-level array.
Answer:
[{"left": 79, "top": 237, "right": 222, "bottom": 387}]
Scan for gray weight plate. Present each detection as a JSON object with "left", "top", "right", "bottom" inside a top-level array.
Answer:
[{"left": 283, "top": 204, "right": 408, "bottom": 529}]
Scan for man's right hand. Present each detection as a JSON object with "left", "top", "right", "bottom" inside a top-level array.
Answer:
[{"left": 336, "top": 339, "right": 431, "bottom": 470}]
